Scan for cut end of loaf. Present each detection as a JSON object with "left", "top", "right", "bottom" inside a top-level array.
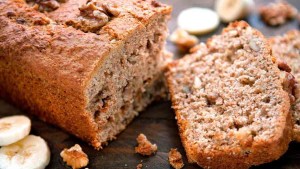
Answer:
[
  {"left": 166, "top": 21, "right": 293, "bottom": 168},
  {"left": 84, "top": 7, "right": 172, "bottom": 149}
]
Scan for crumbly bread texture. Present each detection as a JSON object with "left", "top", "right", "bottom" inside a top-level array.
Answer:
[
  {"left": 166, "top": 21, "right": 293, "bottom": 169},
  {"left": 168, "top": 148, "right": 184, "bottom": 169},
  {"left": 135, "top": 133, "right": 157, "bottom": 156},
  {"left": 269, "top": 30, "right": 300, "bottom": 141},
  {"left": 259, "top": 1, "right": 298, "bottom": 26},
  {"left": 0, "top": 0, "right": 171, "bottom": 149}
]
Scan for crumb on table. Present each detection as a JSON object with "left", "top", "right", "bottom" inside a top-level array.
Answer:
[
  {"left": 168, "top": 148, "right": 184, "bottom": 169},
  {"left": 60, "top": 144, "right": 89, "bottom": 169},
  {"left": 135, "top": 133, "right": 157, "bottom": 156}
]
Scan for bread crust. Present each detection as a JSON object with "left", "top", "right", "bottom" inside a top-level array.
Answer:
[
  {"left": 166, "top": 21, "right": 292, "bottom": 169},
  {"left": 269, "top": 30, "right": 300, "bottom": 142},
  {"left": 0, "top": 0, "right": 171, "bottom": 148}
]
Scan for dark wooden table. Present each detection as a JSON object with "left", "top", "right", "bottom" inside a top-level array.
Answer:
[{"left": 0, "top": 0, "right": 299, "bottom": 168}]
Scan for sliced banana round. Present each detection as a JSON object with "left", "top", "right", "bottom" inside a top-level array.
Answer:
[
  {"left": 215, "top": 0, "right": 254, "bottom": 23},
  {"left": 0, "top": 135, "right": 50, "bottom": 169},
  {"left": 177, "top": 7, "right": 220, "bottom": 35},
  {"left": 0, "top": 115, "right": 31, "bottom": 146}
]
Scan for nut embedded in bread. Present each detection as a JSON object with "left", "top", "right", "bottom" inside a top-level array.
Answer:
[
  {"left": 135, "top": 133, "right": 157, "bottom": 156},
  {"left": 0, "top": 0, "right": 172, "bottom": 149},
  {"left": 269, "top": 30, "right": 300, "bottom": 142},
  {"left": 166, "top": 21, "right": 293, "bottom": 169}
]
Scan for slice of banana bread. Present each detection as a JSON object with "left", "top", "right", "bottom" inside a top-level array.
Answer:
[
  {"left": 166, "top": 21, "right": 293, "bottom": 169},
  {"left": 0, "top": 0, "right": 171, "bottom": 149},
  {"left": 269, "top": 30, "right": 300, "bottom": 141}
]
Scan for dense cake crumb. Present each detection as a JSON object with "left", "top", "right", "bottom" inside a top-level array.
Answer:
[
  {"left": 166, "top": 21, "right": 292, "bottom": 168},
  {"left": 60, "top": 144, "right": 89, "bottom": 169},
  {"left": 135, "top": 133, "right": 157, "bottom": 156},
  {"left": 259, "top": 1, "right": 298, "bottom": 26},
  {"left": 168, "top": 148, "right": 184, "bottom": 169},
  {"left": 269, "top": 30, "right": 300, "bottom": 141}
]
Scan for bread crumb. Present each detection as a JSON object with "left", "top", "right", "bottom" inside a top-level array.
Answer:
[
  {"left": 170, "top": 29, "right": 198, "bottom": 52},
  {"left": 259, "top": 1, "right": 298, "bottom": 26},
  {"left": 168, "top": 148, "right": 184, "bottom": 169},
  {"left": 60, "top": 144, "right": 89, "bottom": 169},
  {"left": 135, "top": 133, "right": 157, "bottom": 156},
  {"left": 136, "top": 163, "right": 143, "bottom": 169}
]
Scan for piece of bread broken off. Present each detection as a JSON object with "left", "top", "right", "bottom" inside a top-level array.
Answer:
[
  {"left": 269, "top": 30, "right": 300, "bottom": 142},
  {"left": 166, "top": 21, "right": 293, "bottom": 169},
  {"left": 135, "top": 133, "right": 157, "bottom": 156}
]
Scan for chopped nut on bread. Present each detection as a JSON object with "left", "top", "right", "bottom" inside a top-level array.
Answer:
[
  {"left": 170, "top": 29, "right": 199, "bottom": 52},
  {"left": 60, "top": 144, "right": 89, "bottom": 169},
  {"left": 259, "top": 1, "right": 298, "bottom": 26},
  {"left": 135, "top": 133, "right": 157, "bottom": 156},
  {"left": 168, "top": 148, "right": 184, "bottom": 169}
]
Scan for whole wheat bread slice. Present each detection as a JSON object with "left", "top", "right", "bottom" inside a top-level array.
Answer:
[
  {"left": 269, "top": 30, "right": 300, "bottom": 142},
  {"left": 166, "top": 21, "right": 293, "bottom": 169}
]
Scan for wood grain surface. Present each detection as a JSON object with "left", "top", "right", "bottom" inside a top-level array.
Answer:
[{"left": 0, "top": 0, "right": 299, "bottom": 168}]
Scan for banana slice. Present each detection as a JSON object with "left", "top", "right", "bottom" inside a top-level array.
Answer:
[
  {"left": 215, "top": 0, "right": 254, "bottom": 23},
  {"left": 177, "top": 7, "right": 220, "bottom": 35},
  {"left": 0, "top": 115, "right": 31, "bottom": 146},
  {"left": 0, "top": 135, "right": 50, "bottom": 169}
]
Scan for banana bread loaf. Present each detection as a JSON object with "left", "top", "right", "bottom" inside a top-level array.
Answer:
[
  {"left": 0, "top": 0, "right": 172, "bottom": 149},
  {"left": 166, "top": 21, "right": 293, "bottom": 169},
  {"left": 269, "top": 30, "right": 300, "bottom": 141}
]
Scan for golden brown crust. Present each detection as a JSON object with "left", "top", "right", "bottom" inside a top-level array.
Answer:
[
  {"left": 269, "top": 30, "right": 300, "bottom": 142},
  {"left": 0, "top": 0, "right": 171, "bottom": 149},
  {"left": 166, "top": 21, "right": 292, "bottom": 169}
]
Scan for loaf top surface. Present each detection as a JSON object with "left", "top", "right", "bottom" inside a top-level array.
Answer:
[
  {"left": 166, "top": 21, "right": 291, "bottom": 165},
  {"left": 0, "top": 0, "right": 171, "bottom": 90}
]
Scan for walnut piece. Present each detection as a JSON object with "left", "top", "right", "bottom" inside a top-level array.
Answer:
[
  {"left": 277, "top": 59, "right": 292, "bottom": 72},
  {"left": 168, "top": 148, "right": 184, "bottom": 169},
  {"left": 280, "top": 71, "right": 296, "bottom": 103},
  {"left": 259, "top": 1, "right": 298, "bottom": 26},
  {"left": 101, "top": 2, "right": 121, "bottom": 17},
  {"left": 170, "top": 29, "right": 199, "bottom": 52},
  {"left": 60, "top": 144, "right": 89, "bottom": 169},
  {"left": 135, "top": 133, "right": 157, "bottom": 156},
  {"left": 74, "top": 1, "right": 121, "bottom": 33},
  {"left": 27, "top": 0, "right": 61, "bottom": 12}
]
